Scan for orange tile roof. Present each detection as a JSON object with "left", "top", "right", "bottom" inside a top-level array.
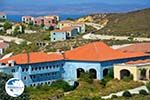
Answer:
[
  {"left": 52, "top": 27, "right": 75, "bottom": 33},
  {"left": 0, "top": 42, "right": 149, "bottom": 65},
  {"left": 126, "top": 59, "right": 150, "bottom": 64},
  {"left": 0, "top": 52, "right": 63, "bottom": 64},
  {"left": 117, "top": 43, "right": 150, "bottom": 54},
  {"left": 64, "top": 42, "right": 148, "bottom": 61}
]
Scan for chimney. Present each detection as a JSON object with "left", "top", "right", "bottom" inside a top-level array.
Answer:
[
  {"left": 70, "top": 46, "right": 74, "bottom": 50},
  {"left": 61, "top": 51, "right": 66, "bottom": 59}
]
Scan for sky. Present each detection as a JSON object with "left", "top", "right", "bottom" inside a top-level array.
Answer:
[{"left": 0, "top": 0, "right": 150, "bottom": 15}]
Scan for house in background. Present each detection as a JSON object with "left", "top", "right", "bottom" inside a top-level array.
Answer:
[
  {"left": 50, "top": 27, "right": 78, "bottom": 42},
  {"left": 0, "top": 12, "right": 7, "bottom": 20},
  {"left": 33, "top": 17, "right": 44, "bottom": 26},
  {"left": 57, "top": 20, "right": 86, "bottom": 34},
  {"left": 6, "top": 23, "right": 23, "bottom": 34},
  {"left": 0, "top": 39, "right": 9, "bottom": 55},
  {"left": 57, "top": 20, "right": 74, "bottom": 29},
  {"left": 22, "top": 15, "right": 59, "bottom": 29},
  {"left": 22, "top": 16, "right": 34, "bottom": 24}
]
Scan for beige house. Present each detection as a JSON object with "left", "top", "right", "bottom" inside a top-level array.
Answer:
[
  {"left": 114, "top": 59, "right": 150, "bottom": 81},
  {"left": 57, "top": 20, "right": 86, "bottom": 34}
]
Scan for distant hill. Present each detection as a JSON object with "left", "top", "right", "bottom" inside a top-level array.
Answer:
[{"left": 92, "top": 8, "right": 150, "bottom": 37}]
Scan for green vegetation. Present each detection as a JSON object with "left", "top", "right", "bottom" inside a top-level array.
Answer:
[
  {"left": 63, "top": 79, "right": 143, "bottom": 100},
  {"left": 79, "top": 72, "right": 94, "bottom": 84},
  {"left": 4, "top": 41, "right": 39, "bottom": 55},
  {"left": 139, "top": 89, "right": 149, "bottom": 95},
  {"left": 3, "top": 21, "right": 12, "bottom": 30},
  {"left": 122, "top": 74, "right": 133, "bottom": 82},
  {"left": 0, "top": 72, "right": 29, "bottom": 100},
  {"left": 94, "top": 8, "right": 150, "bottom": 37},
  {"left": 50, "top": 80, "right": 75, "bottom": 92},
  {"left": 27, "top": 80, "right": 75, "bottom": 100},
  {"left": 122, "top": 91, "right": 132, "bottom": 97}
]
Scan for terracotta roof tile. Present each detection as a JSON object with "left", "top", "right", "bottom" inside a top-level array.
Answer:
[
  {"left": 0, "top": 52, "right": 63, "bottom": 64},
  {"left": 126, "top": 59, "right": 150, "bottom": 64},
  {"left": 64, "top": 42, "right": 148, "bottom": 61},
  {"left": 117, "top": 43, "right": 150, "bottom": 53},
  {"left": 0, "top": 42, "right": 148, "bottom": 65}
]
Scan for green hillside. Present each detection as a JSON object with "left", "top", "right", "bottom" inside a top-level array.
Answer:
[{"left": 95, "top": 8, "right": 150, "bottom": 37}]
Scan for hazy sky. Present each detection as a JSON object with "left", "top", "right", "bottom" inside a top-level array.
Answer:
[{"left": 0, "top": 0, "right": 150, "bottom": 15}]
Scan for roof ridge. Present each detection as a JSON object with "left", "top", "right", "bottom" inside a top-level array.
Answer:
[{"left": 93, "top": 43, "right": 100, "bottom": 60}]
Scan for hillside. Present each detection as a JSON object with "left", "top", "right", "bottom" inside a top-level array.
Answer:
[{"left": 91, "top": 8, "right": 150, "bottom": 37}]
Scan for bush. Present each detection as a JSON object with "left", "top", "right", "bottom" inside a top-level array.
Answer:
[
  {"left": 111, "top": 95, "right": 118, "bottom": 98},
  {"left": 122, "top": 91, "right": 132, "bottom": 97},
  {"left": 51, "top": 80, "right": 74, "bottom": 92},
  {"left": 139, "top": 89, "right": 148, "bottom": 95},
  {"left": 91, "top": 96, "right": 102, "bottom": 100},
  {"left": 146, "top": 82, "right": 150, "bottom": 91},
  {"left": 79, "top": 72, "right": 93, "bottom": 84},
  {"left": 80, "top": 97, "right": 90, "bottom": 100},
  {"left": 123, "top": 74, "right": 133, "bottom": 82}
]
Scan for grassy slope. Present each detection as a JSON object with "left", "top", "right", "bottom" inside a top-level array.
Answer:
[{"left": 95, "top": 8, "right": 150, "bottom": 37}]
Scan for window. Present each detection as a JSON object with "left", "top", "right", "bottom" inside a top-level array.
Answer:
[
  {"left": 26, "top": 68, "right": 28, "bottom": 71},
  {"left": 22, "top": 68, "right": 24, "bottom": 72},
  {"left": 46, "top": 66, "right": 48, "bottom": 69},
  {"left": 32, "top": 68, "right": 34, "bottom": 71},
  {"left": 39, "top": 67, "right": 41, "bottom": 70},
  {"left": 48, "top": 82, "right": 51, "bottom": 84},
  {"left": 42, "top": 67, "right": 45, "bottom": 70},
  {"left": 53, "top": 33, "right": 55, "bottom": 35},
  {"left": 53, "top": 65, "right": 55, "bottom": 69},
  {"left": 35, "top": 67, "right": 37, "bottom": 71},
  {"left": 53, "top": 38, "right": 55, "bottom": 40},
  {"left": 24, "top": 76, "right": 27, "bottom": 80},
  {"left": 57, "top": 65, "right": 59, "bottom": 68},
  {"left": 49, "top": 66, "right": 52, "bottom": 69},
  {"left": 12, "top": 69, "right": 15, "bottom": 73}
]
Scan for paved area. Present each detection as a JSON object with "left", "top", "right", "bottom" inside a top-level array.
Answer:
[
  {"left": 85, "top": 23, "right": 104, "bottom": 30},
  {"left": 101, "top": 86, "right": 149, "bottom": 99},
  {"left": 83, "top": 33, "right": 150, "bottom": 42},
  {"left": 0, "top": 35, "right": 31, "bottom": 44}
]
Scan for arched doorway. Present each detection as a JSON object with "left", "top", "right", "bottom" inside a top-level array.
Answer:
[
  {"left": 89, "top": 69, "right": 97, "bottom": 79},
  {"left": 103, "top": 68, "right": 109, "bottom": 77},
  {"left": 120, "top": 69, "right": 130, "bottom": 79},
  {"left": 77, "top": 68, "right": 85, "bottom": 78}
]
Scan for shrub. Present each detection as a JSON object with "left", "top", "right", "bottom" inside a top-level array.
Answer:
[
  {"left": 139, "top": 89, "right": 148, "bottom": 95},
  {"left": 111, "top": 95, "right": 118, "bottom": 98},
  {"left": 80, "top": 97, "right": 90, "bottom": 100},
  {"left": 91, "top": 96, "right": 102, "bottom": 100},
  {"left": 146, "top": 82, "right": 150, "bottom": 91},
  {"left": 51, "top": 80, "right": 74, "bottom": 92},
  {"left": 123, "top": 74, "right": 133, "bottom": 82},
  {"left": 122, "top": 91, "right": 132, "bottom": 97},
  {"left": 80, "top": 72, "right": 93, "bottom": 83}
]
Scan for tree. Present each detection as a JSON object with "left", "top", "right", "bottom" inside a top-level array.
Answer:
[
  {"left": 3, "top": 21, "right": 12, "bottom": 30},
  {"left": 0, "top": 72, "right": 29, "bottom": 100}
]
